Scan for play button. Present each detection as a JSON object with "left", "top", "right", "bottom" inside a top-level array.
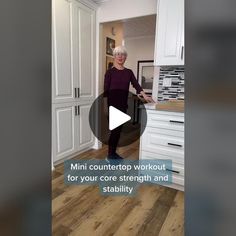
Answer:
[
  {"left": 109, "top": 106, "right": 131, "bottom": 130},
  {"left": 89, "top": 90, "right": 147, "bottom": 147}
]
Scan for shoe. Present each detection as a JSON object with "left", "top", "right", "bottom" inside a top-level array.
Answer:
[
  {"left": 105, "top": 154, "right": 117, "bottom": 163},
  {"left": 105, "top": 154, "right": 124, "bottom": 164}
]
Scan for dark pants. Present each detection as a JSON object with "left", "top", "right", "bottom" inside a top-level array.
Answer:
[
  {"left": 108, "top": 125, "right": 123, "bottom": 155},
  {"left": 107, "top": 106, "right": 127, "bottom": 156}
]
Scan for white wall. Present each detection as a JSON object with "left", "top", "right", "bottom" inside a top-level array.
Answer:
[
  {"left": 97, "top": 0, "right": 157, "bottom": 23},
  {"left": 124, "top": 35, "right": 155, "bottom": 93}
]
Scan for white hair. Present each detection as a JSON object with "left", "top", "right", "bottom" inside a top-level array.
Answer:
[{"left": 113, "top": 46, "right": 128, "bottom": 56}]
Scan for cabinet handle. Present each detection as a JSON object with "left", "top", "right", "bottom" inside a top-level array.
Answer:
[
  {"left": 166, "top": 168, "right": 180, "bottom": 174},
  {"left": 75, "top": 88, "right": 77, "bottom": 98},
  {"left": 75, "top": 106, "right": 77, "bottom": 116},
  {"left": 169, "top": 120, "right": 184, "bottom": 124},
  {"left": 181, "top": 46, "right": 184, "bottom": 60},
  {"left": 77, "top": 105, "right": 80, "bottom": 116},
  {"left": 77, "top": 88, "right": 80, "bottom": 98},
  {"left": 167, "top": 142, "right": 182, "bottom": 147}
]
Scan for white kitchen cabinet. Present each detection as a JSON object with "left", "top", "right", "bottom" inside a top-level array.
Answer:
[
  {"left": 52, "top": 0, "right": 95, "bottom": 104},
  {"left": 52, "top": 0, "right": 75, "bottom": 103},
  {"left": 76, "top": 2, "right": 95, "bottom": 101},
  {"left": 52, "top": 102, "right": 94, "bottom": 163},
  {"left": 140, "top": 108, "right": 184, "bottom": 191},
  {"left": 154, "top": 0, "right": 184, "bottom": 66},
  {"left": 78, "top": 103, "right": 94, "bottom": 150},
  {"left": 52, "top": 103, "right": 78, "bottom": 162},
  {"left": 52, "top": 0, "right": 97, "bottom": 164}
]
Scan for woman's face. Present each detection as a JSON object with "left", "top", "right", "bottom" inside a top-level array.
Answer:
[{"left": 114, "top": 53, "right": 127, "bottom": 66}]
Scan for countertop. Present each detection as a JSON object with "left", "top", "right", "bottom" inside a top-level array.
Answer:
[{"left": 144, "top": 100, "right": 184, "bottom": 113}]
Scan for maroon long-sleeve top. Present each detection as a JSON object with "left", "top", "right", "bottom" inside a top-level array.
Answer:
[{"left": 104, "top": 67, "right": 143, "bottom": 110}]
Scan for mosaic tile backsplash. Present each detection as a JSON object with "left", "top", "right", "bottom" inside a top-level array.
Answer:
[{"left": 157, "top": 66, "right": 184, "bottom": 101}]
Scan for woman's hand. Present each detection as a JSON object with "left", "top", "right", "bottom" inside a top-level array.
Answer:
[
  {"left": 143, "top": 94, "right": 155, "bottom": 103},
  {"left": 139, "top": 91, "right": 155, "bottom": 103}
]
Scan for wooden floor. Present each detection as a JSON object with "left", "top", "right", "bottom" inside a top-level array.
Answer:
[{"left": 52, "top": 140, "right": 184, "bottom": 236}]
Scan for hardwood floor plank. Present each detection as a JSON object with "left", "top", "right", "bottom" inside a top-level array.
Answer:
[
  {"left": 69, "top": 195, "right": 139, "bottom": 236},
  {"left": 52, "top": 187, "right": 65, "bottom": 200},
  {"left": 53, "top": 224, "right": 72, "bottom": 236},
  {"left": 136, "top": 187, "right": 177, "bottom": 235},
  {"left": 53, "top": 186, "right": 107, "bottom": 235},
  {"left": 52, "top": 185, "right": 92, "bottom": 215},
  {"left": 52, "top": 170, "right": 62, "bottom": 180},
  {"left": 114, "top": 185, "right": 165, "bottom": 236},
  {"left": 158, "top": 191, "right": 184, "bottom": 236}
]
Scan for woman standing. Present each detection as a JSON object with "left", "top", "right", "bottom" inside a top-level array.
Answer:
[{"left": 104, "top": 46, "right": 154, "bottom": 160}]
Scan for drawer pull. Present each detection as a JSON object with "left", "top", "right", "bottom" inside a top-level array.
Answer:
[
  {"left": 166, "top": 168, "right": 180, "bottom": 174},
  {"left": 181, "top": 46, "right": 184, "bottom": 60},
  {"left": 75, "top": 106, "right": 77, "bottom": 116},
  {"left": 75, "top": 88, "right": 77, "bottom": 98},
  {"left": 168, "top": 142, "right": 182, "bottom": 147},
  {"left": 169, "top": 120, "right": 184, "bottom": 124}
]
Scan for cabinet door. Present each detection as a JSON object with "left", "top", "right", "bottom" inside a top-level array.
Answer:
[
  {"left": 78, "top": 103, "right": 94, "bottom": 150},
  {"left": 52, "top": 0, "right": 76, "bottom": 103},
  {"left": 73, "top": 2, "right": 95, "bottom": 101},
  {"left": 52, "top": 103, "right": 78, "bottom": 162},
  {"left": 154, "top": 0, "right": 184, "bottom": 66}
]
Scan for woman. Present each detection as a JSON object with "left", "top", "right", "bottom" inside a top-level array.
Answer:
[{"left": 104, "top": 46, "right": 154, "bottom": 160}]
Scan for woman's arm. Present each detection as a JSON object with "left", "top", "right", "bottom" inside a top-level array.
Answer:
[
  {"left": 104, "top": 70, "right": 111, "bottom": 97},
  {"left": 139, "top": 91, "right": 155, "bottom": 103},
  {"left": 130, "top": 70, "right": 155, "bottom": 103},
  {"left": 103, "top": 70, "right": 111, "bottom": 114}
]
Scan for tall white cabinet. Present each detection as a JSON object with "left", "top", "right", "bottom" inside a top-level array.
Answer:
[
  {"left": 52, "top": 0, "right": 96, "bottom": 163},
  {"left": 154, "top": 0, "right": 184, "bottom": 66}
]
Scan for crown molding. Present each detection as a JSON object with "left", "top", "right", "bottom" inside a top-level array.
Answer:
[{"left": 78, "top": 0, "right": 98, "bottom": 9}]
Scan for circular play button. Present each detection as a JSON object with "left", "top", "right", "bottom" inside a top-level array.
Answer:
[
  {"left": 89, "top": 90, "right": 147, "bottom": 147},
  {"left": 109, "top": 106, "right": 131, "bottom": 130}
]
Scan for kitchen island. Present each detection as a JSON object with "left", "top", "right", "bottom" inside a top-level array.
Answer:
[{"left": 140, "top": 100, "right": 184, "bottom": 191}]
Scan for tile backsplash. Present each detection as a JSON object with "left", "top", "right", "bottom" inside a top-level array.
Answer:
[{"left": 157, "top": 66, "right": 184, "bottom": 101}]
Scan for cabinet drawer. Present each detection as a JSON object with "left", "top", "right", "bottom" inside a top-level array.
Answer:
[
  {"left": 147, "top": 111, "right": 184, "bottom": 131},
  {"left": 141, "top": 128, "right": 184, "bottom": 159},
  {"left": 142, "top": 126, "right": 184, "bottom": 138},
  {"left": 171, "top": 174, "right": 184, "bottom": 186},
  {"left": 140, "top": 150, "right": 184, "bottom": 168}
]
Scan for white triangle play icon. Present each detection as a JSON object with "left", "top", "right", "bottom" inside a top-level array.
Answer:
[{"left": 109, "top": 106, "right": 131, "bottom": 131}]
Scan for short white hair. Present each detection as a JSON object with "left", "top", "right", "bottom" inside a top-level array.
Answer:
[{"left": 113, "top": 46, "right": 128, "bottom": 56}]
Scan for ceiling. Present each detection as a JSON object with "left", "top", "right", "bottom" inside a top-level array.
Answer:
[
  {"left": 102, "top": 15, "right": 156, "bottom": 38},
  {"left": 94, "top": 0, "right": 156, "bottom": 38},
  {"left": 123, "top": 15, "right": 156, "bottom": 38}
]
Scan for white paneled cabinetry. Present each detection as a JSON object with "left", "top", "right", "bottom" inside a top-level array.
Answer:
[
  {"left": 154, "top": 0, "right": 184, "bottom": 66},
  {"left": 52, "top": 0, "right": 96, "bottom": 163},
  {"left": 140, "top": 109, "right": 184, "bottom": 191}
]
